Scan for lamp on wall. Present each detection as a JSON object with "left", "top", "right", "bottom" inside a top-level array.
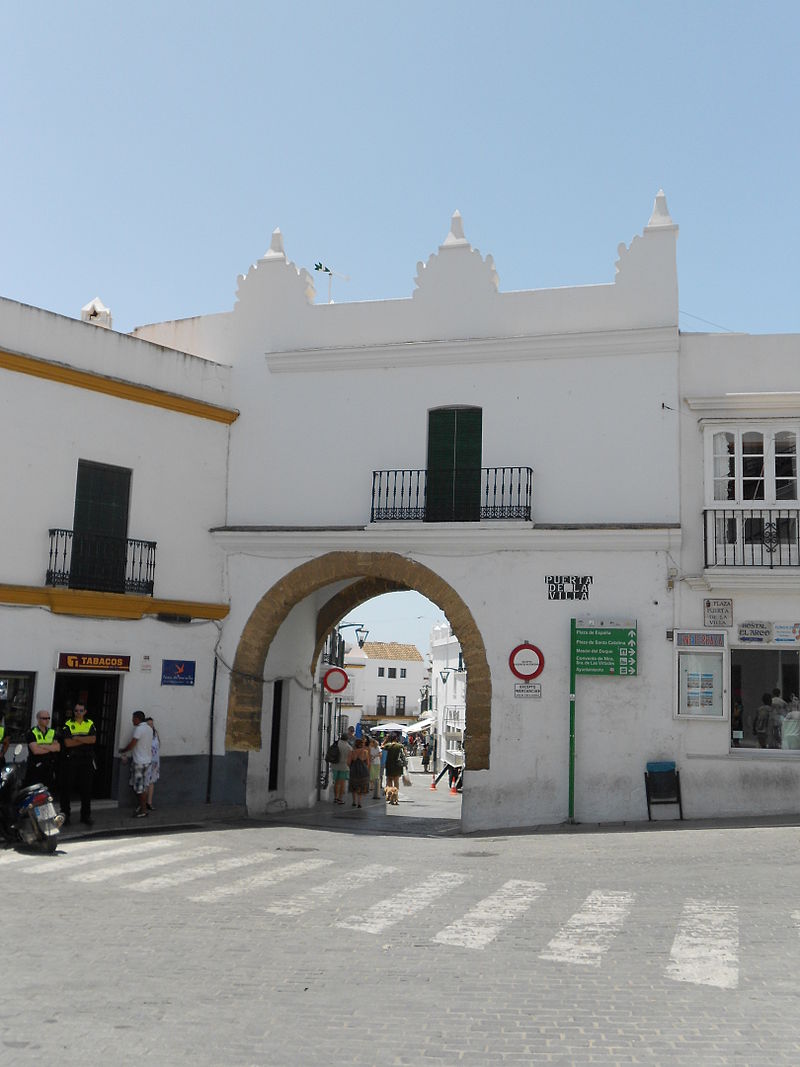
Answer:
[
  {"left": 337, "top": 622, "right": 370, "bottom": 648},
  {"left": 439, "top": 651, "right": 465, "bottom": 686}
]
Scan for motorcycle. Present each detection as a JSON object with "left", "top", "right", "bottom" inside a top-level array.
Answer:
[{"left": 0, "top": 744, "right": 64, "bottom": 852}]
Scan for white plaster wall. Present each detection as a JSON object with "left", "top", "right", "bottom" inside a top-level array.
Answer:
[
  {"left": 0, "top": 298, "right": 232, "bottom": 406},
  {"left": 0, "top": 366, "right": 228, "bottom": 600},
  {"left": 225, "top": 343, "right": 680, "bottom": 527}
]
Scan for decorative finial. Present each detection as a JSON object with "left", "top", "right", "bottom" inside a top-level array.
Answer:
[
  {"left": 647, "top": 190, "right": 674, "bottom": 228},
  {"left": 442, "top": 209, "right": 469, "bottom": 247},
  {"left": 264, "top": 228, "right": 285, "bottom": 258}
]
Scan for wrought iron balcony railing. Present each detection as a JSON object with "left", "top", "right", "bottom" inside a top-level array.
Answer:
[
  {"left": 371, "top": 466, "right": 533, "bottom": 522},
  {"left": 46, "top": 528, "right": 157, "bottom": 595},
  {"left": 444, "top": 704, "right": 466, "bottom": 730},
  {"left": 703, "top": 508, "right": 800, "bottom": 568}
]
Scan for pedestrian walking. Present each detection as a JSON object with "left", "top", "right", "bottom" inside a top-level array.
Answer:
[
  {"left": 348, "top": 738, "right": 370, "bottom": 808},
  {"left": 383, "top": 733, "right": 406, "bottom": 791},
  {"left": 119, "top": 711, "right": 154, "bottom": 818},
  {"left": 330, "top": 732, "right": 351, "bottom": 805},
  {"left": 60, "top": 702, "right": 97, "bottom": 826},
  {"left": 144, "top": 717, "right": 160, "bottom": 811},
  {"left": 367, "top": 735, "right": 382, "bottom": 799},
  {"left": 421, "top": 740, "right": 431, "bottom": 773}
]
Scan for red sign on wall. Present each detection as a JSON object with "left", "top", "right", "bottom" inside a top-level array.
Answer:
[
  {"left": 508, "top": 643, "right": 545, "bottom": 681},
  {"left": 58, "top": 652, "right": 131, "bottom": 672}
]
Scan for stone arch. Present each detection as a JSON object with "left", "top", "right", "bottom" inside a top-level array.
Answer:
[{"left": 226, "top": 551, "right": 491, "bottom": 769}]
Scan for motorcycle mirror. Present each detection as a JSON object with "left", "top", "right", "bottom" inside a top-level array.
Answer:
[{"left": 12, "top": 743, "right": 24, "bottom": 759}]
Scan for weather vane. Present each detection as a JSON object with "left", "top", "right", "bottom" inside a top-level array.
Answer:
[{"left": 314, "top": 261, "right": 350, "bottom": 304}]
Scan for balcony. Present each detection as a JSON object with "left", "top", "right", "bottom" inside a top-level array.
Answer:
[
  {"left": 46, "top": 528, "right": 157, "bottom": 595},
  {"left": 371, "top": 467, "right": 533, "bottom": 522},
  {"left": 703, "top": 508, "right": 800, "bottom": 568}
]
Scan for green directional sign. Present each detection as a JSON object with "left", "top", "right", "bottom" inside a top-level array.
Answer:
[{"left": 573, "top": 622, "right": 638, "bottom": 676}]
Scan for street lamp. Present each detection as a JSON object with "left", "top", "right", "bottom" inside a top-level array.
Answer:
[
  {"left": 337, "top": 622, "right": 369, "bottom": 648},
  {"left": 439, "top": 651, "right": 464, "bottom": 686}
]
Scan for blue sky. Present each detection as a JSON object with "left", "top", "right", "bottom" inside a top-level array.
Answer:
[{"left": 2, "top": 1, "right": 798, "bottom": 649}]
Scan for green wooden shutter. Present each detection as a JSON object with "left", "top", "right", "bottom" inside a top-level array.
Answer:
[
  {"left": 70, "top": 460, "right": 131, "bottom": 592},
  {"left": 453, "top": 407, "right": 482, "bottom": 521},
  {"left": 425, "top": 407, "right": 482, "bottom": 522}
]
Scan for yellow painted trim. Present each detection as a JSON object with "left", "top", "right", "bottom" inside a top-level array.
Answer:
[
  {"left": 0, "top": 348, "right": 239, "bottom": 425},
  {"left": 0, "top": 584, "right": 229, "bottom": 621}
]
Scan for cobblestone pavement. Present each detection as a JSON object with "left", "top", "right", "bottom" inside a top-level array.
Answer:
[{"left": 4, "top": 815, "right": 800, "bottom": 1065}]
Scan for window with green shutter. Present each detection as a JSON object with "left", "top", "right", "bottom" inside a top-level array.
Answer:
[
  {"left": 70, "top": 460, "right": 132, "bottom": 592},
  {"left": 426, "top": 407, "right": 482, "bottom": 521}
]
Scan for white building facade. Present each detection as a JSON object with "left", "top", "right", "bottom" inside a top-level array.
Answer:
[{"left": 3, "top": 191, "right": 800, "bottom": 829}]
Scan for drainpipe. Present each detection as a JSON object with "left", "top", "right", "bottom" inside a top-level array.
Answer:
[{"left": 206, "top": 655, "right": 218, "bottom": 804}]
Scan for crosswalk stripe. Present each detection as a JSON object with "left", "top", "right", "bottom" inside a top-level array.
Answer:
[
  {"left": 338, "top": 871, "right": 468, "bottom": 934},
  {"left": 20, "top": 838, "right": 176, "bottom": 874},
  {"left": 265, "top": 863, "right": 398, "bottom": 916},
  {"left": 432, "top": 879, "right": 547, "bottom": 949},
  {"left": 128, "top": 852, "right": 278, "bottom": 891},
  {"left": 666, "top": 899, "right": 739, "bottom": 989},
  {"left": 69, "top": 845, "right": 225, "bottom": 883},
  {"left": 188, "top": 858, "right": 333, "bottom": 903},
  {"left": 540, "top": 890, "right": 635, "bottom": 967}
]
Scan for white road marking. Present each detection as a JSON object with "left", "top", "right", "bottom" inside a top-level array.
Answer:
[
  {"left": 265, "top": 863, "right": 398, "bottom": 915},
  {"left": 666, "top": 899, "right": 739, "bottom": 989},
  {"left": 540, "top": 890, "right": 635, "bottom": 967},
  {"left": 129, "top": 851, "right": 278, "bottom": 891},
  {"left": 21, "top": 838, "right": 176, "bottom": 874},
  {"left": 337, "top": 871, "right": 468, "bottom": 934},
  {"left": 432, "top": 879, "right": 546, "bottom": 949},
  {"left": 188, "top": 858, "right": 333, "bottom": 903},
  {"left": 69, "top": 845, "right": 225, "bottom": 883}
]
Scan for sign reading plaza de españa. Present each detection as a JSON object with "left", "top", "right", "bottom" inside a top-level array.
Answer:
[{"left": 572, "top": 618, "right": 638, "bottom": 676}]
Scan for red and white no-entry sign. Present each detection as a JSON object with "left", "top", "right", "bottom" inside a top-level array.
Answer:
[
  {"left": 323, "top": 667, "right": 349, "bottom": 694},
  {"left": 508, "top": 643, "right": 545, "bottom": 681}
]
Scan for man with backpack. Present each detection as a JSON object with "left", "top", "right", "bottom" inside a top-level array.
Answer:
[{"left": 326, "top": 732, "right": 352, "bottom": 805}]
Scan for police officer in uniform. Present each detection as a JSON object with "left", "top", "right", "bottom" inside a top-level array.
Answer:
[
  {"left": 24, "top": 710, "right": 61, "bottom": 789},
  {"left": 60, "top": 702, "right": 96, "bottom": 826}
]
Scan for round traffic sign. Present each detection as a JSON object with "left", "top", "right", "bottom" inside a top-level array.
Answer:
[
  {"left": 508, "top": 643, "right": 545, "bottom": 681},
  {"left": 323, "top": 667, "right": 349, "bottom": 694}
]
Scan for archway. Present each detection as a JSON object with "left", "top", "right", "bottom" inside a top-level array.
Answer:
[{"left": 225, "top": 551, "right": 491, "bottom": 769}]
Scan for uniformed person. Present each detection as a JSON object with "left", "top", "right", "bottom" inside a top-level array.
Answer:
[
  {"left": 60, "top": 702, "right": 97, "bottom": 826},
  {"left": 0, "top": 710, "right": 8, "bottom": 761},
  {"left": 24, "top": 710, "right": 61, "bottom": 790}
]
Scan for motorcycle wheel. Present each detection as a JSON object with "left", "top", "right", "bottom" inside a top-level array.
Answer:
[{"left": 43, "top": 834, "right": 58, "bottom": 853}]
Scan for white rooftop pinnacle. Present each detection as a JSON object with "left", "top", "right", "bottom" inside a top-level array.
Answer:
[
  {"left": 647, "top": 189, "right": 675, "bottom": 228},
  {"left": 442, "top": 209, "right": 469, "bottom": 247},
  {"left": 263, "top": 228, "right": 286, "bottom": 259}
]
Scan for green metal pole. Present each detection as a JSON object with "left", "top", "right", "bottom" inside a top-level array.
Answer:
[{"left": 569, "top": 618, "right": 577, "bottom": 823}]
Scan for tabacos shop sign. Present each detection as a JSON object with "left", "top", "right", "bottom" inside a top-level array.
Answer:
[{"left": 58, "top": 652, "right": 131, "bottom": 671}]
